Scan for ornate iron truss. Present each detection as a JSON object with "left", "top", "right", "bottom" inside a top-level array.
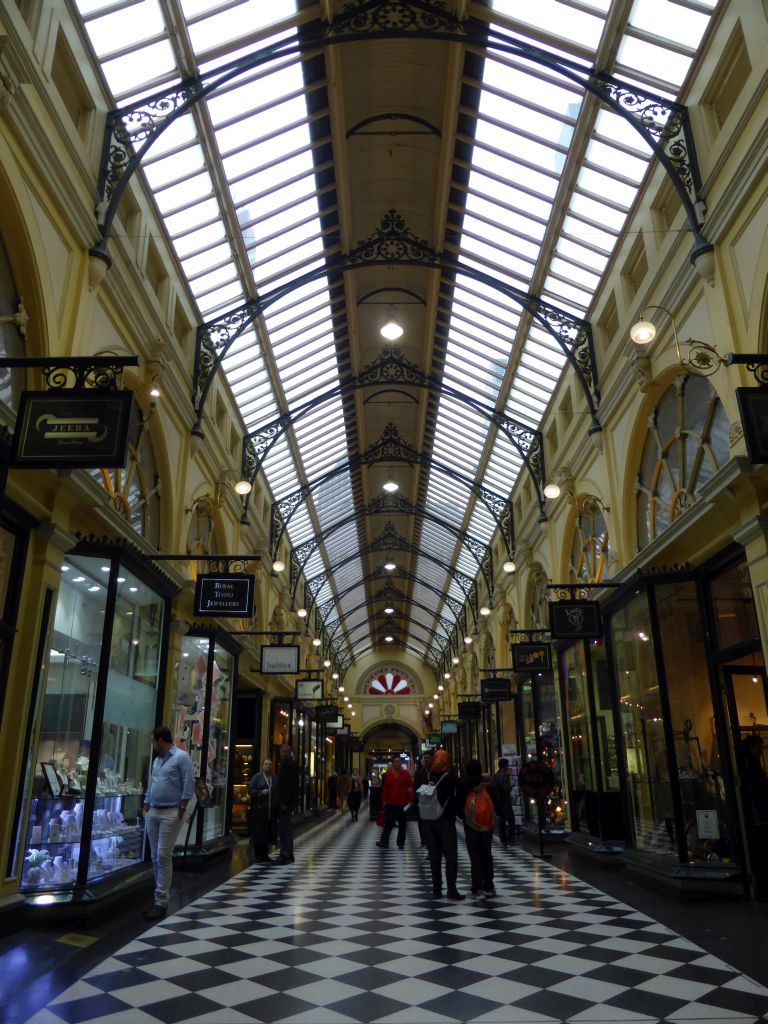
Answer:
[
  {"left": 305, "top": 520, "right": 477, "bottom": 608},
  {"left": 282, "top": 444, "right": 496, "bottom": 598},
  {"left": 324, "top": 588, "right": 455, "bottom": 651},
  {"left": 92, "top": 0, "right": 709, "bottom": 269},
  {"left": 0, "top": 355, "right": 140, "bottom": 391},
  {"left": 276, "top": 421, "right": 513, "bottom": 564}
]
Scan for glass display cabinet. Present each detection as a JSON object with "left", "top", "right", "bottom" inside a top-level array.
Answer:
[
  {"left": 170, "top": 630, "right": 239, "bottom": 859},
  {"left": 18, "top": 550, "right": 171, "bottom": 901}
]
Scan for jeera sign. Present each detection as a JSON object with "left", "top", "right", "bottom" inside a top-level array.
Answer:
[
  {"left": 11, "top": 390, "right": 134, "bottom": 468},
  {"left": 194, "top": 573, "right": 254, "bottom": 618}
]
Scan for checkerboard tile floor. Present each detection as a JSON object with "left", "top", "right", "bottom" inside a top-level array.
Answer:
[{"left": 24, "top": 816, "right": 768, "bottom": 1023}]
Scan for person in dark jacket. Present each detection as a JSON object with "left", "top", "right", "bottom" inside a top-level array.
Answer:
[
  {"left": 492, "top": 757, "right": 515, "bottom": 847},
  {"left": 422, "top": 749, "right": 464, "bottom": 901},
  {"left": 458, "top": 758, "right": 501, "bottom": 898},
  {"left": 274, "top": 743, "right": 299, "bottom": 864},
  {"left": 248, "top": 757, "right": 277, "bottom": 862}
]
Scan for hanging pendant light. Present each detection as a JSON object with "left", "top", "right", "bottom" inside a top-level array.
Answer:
[{"left": 380, "top": 306, "right": 404, "bottom": 341}]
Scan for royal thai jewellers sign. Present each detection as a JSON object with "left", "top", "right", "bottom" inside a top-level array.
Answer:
[
  {"left": 11, "top": 390, "right": 134, "bottom": 468},
  {"left": 194, "top": 573, "right": 255, "bottom": 618}
]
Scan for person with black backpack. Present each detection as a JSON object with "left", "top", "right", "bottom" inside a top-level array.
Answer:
[
  {"left": 458, "top": 758, "right": 502, "bottom": 899},
  {"left": 417, "top": 749, "right": 464, "bottom": 901},
  {"left": 492, "top": 757, "right": 515, "bottom": 847}
]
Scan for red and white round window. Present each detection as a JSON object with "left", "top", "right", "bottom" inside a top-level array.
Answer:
[{"left": 367, "top": 669, "right": 411, "bottom": 695}]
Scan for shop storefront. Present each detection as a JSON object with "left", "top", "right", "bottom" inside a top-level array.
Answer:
[
  {"left": 562, "top": 548, "right": 766, "bottom": 898},
  {"left": 14, "top": 547, "right": 173, "bottom": 905},
  {"left": 516, "top": 671, "right": 567, "bottom": 833},
  {"left": 170, "top": 630, "right": 239, "bottom": 859}
]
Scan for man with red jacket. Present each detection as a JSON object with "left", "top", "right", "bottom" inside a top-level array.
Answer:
[{"left": 376, "top": 755, "right": 414, "bottom": 850}]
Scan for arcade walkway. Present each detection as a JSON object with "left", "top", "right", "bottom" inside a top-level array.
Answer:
[{"left": 10, "top": 813, "right": 768, "bottom": 1024}]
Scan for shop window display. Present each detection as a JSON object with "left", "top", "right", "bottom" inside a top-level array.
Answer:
[
  {"left": 655, "top": 580, "right": 736, "bottom": 864},
  {"left": 171, "top": 634, "right": 235, "bottom": 847},
  {"left": 563, "top": 644, "right": 596, "bottom": 832},
  {"left": 21, "top": 556, "right": 163, "bottom": 892},
  {"left": 612, "top": 593, "right": 677, "bottom": 858}
]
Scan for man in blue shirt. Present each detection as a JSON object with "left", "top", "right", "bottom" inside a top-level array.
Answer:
[{"left": 142, "top": 726, "right": 195, "bottom": 920}]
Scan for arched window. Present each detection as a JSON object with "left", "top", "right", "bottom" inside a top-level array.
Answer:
[
  {"left": 570, "top": 497, "right": 609, "bottom": 584},
  {"left": 636, "top": 375, "right": 729, "bottom": 550},
  {"left": 367, "top": 667, "right": 411, "bottom": 695},
  {"left": 92, "top": 415, "right": 161, "bottom": 547}
]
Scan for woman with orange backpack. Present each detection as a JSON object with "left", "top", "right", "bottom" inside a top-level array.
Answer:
[{"left": 458, "top": 758, "right": 502, "bottom": 898}]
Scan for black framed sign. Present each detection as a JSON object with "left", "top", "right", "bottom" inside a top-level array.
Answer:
[
  {"left": 440, "top": 720, "right": 458, "bottom": 735},
  {"left": 736, "top": 387, "right": 768, "bottom": 463},
  {"left": 512, "top": 642, "right": 552, "bottom": 672},
  {"left": 11, "top": 389, "right": 134, "bottom": 468},
  {"left": 260, "top": 645, "right": 299, "bottom": 674},
  {"left": 194, "top": 573, "right": 254, "bottom": 617},
  {"left": 315, "top": 703, "right": 340, "bottom": 723},
  {"left": 351, "top": 736, "right": 363, "bottom": 752},
  {"left": 336, "top": 726, "right": 349, "bottom": 737},
  {"left": 295, "top": 678, "right": 323, "bottom": 701},
  {"left": 481, "top": 677, "right": 511, "bottom": 702},
  {"left": 429, "top": 733, "right": 442, "bottom": 744},
  {"left": 458, "top": 701, "right": 482, "bottom": 720},
  {"left": 549, "top": 600, "right": 602, "bottom": 639},
  {"left": 325, "top": 715, "right": 344, "bottom": 731}
]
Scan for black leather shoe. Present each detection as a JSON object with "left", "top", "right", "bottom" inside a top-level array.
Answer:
[
  {"left": 446, "top": 889, "right": 465, "bottom": 901},
  {"left": 276, "top": 856, "right": 293, "bottom": 865},
  {"left": 375, "top": 841, "right": 388, "bottom": 848},
  {"left": 143, "top": 904, "right": 167, "bottom": 920}
]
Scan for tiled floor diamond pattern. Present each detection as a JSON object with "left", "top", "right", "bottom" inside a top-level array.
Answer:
[{"left": 24, "top": 815, "right": 768, "bottom": 1023}]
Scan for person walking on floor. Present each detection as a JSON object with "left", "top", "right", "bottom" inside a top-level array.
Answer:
[
  {"left": 337, "top": 770, "right": 351, "bottom": 813},
  {"left": 419, "top": 749, "right": 464, "bottom": 900},
  {"left": 413, "top": 750, "right": 433, "bottom": 848},
  {"left": 142, "top": 725, "right": 195, "bottom": 920},
  {"left": 274, "top": 743, "right": 299, "bottom": 864},
  {"left": 492, "top": 757, "right": 515, "bottom": 847},
  {"left": 376, "top": 755, "right": 413, "bottom": 849},
  {"left": 248, "top": 757, "right": 277, "bottom": 863},
  {"left": 347, "top": 767, "right": 363, "bottom": 821},
  {"left": 459, "top": 758, "right": 501, "bottom": 899},
  {"left": 327, "top": 771, "right": 338, "bottom": 810}
]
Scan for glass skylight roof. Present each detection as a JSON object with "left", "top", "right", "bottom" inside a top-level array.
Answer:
[{"left": 72, "top": 0, "right": 720, "bottom": 672}]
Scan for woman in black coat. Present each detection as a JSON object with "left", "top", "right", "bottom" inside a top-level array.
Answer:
[{"left": 421, "top": 749, "right": 464, "bottom": 901}]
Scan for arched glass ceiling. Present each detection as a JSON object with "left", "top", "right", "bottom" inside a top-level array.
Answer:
[{"left": 73, "top": 0, "right": 719, "bottom": 670}]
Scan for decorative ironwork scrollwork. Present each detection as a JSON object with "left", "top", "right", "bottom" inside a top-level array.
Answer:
[
  {"left": 41, "top": 361, "right": 127, "bottom": 391},
  {"left": 346, "top": 209, "right": 441, "bottom": 266},
  {"left": 327, "top": 0, "right": 465, "bottom": 36},
  {"left": 596, "top": 79, "right": 698, "bottom": 210}
]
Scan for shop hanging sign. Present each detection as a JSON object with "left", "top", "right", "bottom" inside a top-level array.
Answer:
[
  {"left": 295, "top": 678, "right": 323, "bottom": 701},
  {"left": 458, "top": 701, "right": 482, "bottom": 720},
  {"left": 194, "top": 573, "right": 254, "bottom": 618},
  {"left": 325, "top": 715, "right": 344, "bottom": 731},
  {"left": 735, "top": 387, "right": 768, "bottom": 463},
  {"left": 315, "top": 703, "right": 340, "bottom": 723},
  {"left": 429, "top": 733, "right": 442, "bottom": 744},
  {"left": 260, "top": 644, "right": 299, "bottom": 674},
  {"left": 350, "top": 736, "right": 363, "bottom": 752},
  {"left": 440, "top": 720, "right": 458, "bottom": 735},
  {"left": 548, "top": 600, "right": 602, "bottom": 639},
  {"left": 512, "top": 642, "right": 552, "bottom": 672},
  {"left": 481, "top": 677, "right": 512, "bottom": 702},
  {"left": 11, "top": 389, "right": 134, "bottom": 468}
]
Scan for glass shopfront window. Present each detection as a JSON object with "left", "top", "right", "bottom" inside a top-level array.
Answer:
[
  {"left": 612, "top": 592, "right": 677, "bottom": 859},
  {"left": 711, "top": 562, "right": 759, "bottom": 651},
  {"left": 656, "top": 581, "right": 735, "bottom": 864},
  {"left": 563, "top": 644, "right": 596, "bottom": 833},
  {"left": 20, "top": 555, "right": 164, "bottom": 894},
  {"left": 171, "top": 634, "right": 236, "bottom": 847}
]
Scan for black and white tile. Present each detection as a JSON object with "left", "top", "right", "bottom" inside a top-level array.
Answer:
[{"left": 24, "top": 815, "right": 768, "bottom": 1023}]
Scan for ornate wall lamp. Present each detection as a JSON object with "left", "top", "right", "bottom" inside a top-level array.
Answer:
[{"left": 630, "top": 305, "right": 728, "bottom": 377}]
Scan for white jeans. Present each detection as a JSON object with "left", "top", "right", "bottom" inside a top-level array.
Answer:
[{"left": 145, "top": 807, "right": 179, "bottom": 907}]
